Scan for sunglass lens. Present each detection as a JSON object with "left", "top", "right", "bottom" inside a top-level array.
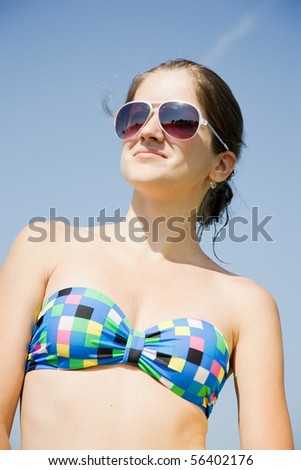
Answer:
[
  {"left": 159, "top": 102, "right": 199, "bottom": 139},
  {"left": 115, "top": 102, "right": 150, "bottom": 139}
]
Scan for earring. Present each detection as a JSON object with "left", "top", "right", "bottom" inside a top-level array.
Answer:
[{"left": 210, "top": 181, "right": 217, "bottom": 189}]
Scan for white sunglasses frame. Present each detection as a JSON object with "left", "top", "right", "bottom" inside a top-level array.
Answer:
[{"left": 114, "top": 100, "right": 229, "bottom": 151}]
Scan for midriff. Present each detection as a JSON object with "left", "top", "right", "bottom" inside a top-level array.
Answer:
[{"left": 20, "top": 365, "right": 207, "bottom": 450}]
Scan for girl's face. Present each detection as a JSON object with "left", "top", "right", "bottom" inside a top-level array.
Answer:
[{"left": 120, "top": 68, "right": 225, "bottom": 200}]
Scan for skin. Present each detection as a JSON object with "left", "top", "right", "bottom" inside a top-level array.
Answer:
[{"left": 0, "top": 69, "right": 294, "bottom": 450}]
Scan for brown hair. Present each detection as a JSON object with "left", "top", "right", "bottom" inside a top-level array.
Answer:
[{"left": 123, "top": 59, "right": 245, "bottom": 237}]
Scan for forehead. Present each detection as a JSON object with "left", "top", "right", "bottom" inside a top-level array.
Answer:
[{"left": 133, "top": 69, "right": 199, "bottom": 105}]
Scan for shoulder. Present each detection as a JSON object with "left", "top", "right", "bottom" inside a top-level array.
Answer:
[
  {"left": 12, "top": 220, "right": 113, "bottom": 269},
  {"left": 207, "top": 260, "right": 277, "bottom": 314},
  {"left": 226, "top": 275, "right": 282, "bottom": 358},
  {"left": 9, "top": 219, "right": 71, "bottom": 252},
  {"left": 0, "top": 221, "right": 92, "bottom": 313},
  {"left": 209, "top": 260, "right": 279, "bottom": 320},
  {"left": 207, "top": 266, "right": 281, "bottom": 346},
  {"left": 231, "top": 275, "right": 279, "bottom": 324},
  {"left": 2, "top": 220, "right": 77, "bottom": 274},
  {"left": 5, "top": 220, "right": 114, "bottom": 270},
  {"left": 25, "top": 219, "right": 107, "bottom": 245}
]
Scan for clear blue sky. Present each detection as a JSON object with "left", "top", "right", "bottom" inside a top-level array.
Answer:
[{"left": 0, "top": 0, "right": 300, "bottom": 449}]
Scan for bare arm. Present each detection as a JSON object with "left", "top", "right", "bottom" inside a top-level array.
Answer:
[
  {"left": 233, "top": 280, "right": 294, "bottom": 449},
  {"left": 0, "top": 224, "right": 50, "bottom": 449}
]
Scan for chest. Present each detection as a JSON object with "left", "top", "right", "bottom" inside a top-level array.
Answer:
[
  {"left": 48, "top": 247, "right": 224, "bottom": 331},
  {"left": 27, "top": 285, "right": 231, "bottom": 418}
]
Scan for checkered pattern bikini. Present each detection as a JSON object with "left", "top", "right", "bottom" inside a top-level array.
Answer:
[{"left": 26, "top": 287, "right": 230, "bottom": 418}]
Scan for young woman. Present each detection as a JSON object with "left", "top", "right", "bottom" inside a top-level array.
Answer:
[{"left": 0, "top": 59, "right": 294, "bottom": 450}]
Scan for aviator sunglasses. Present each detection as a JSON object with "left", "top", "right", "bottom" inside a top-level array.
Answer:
[{"left": 114, "top": 100, "right": 229, "bottom": 151}]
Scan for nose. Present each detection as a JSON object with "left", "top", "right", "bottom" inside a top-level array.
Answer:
[{"left": 138, "top": 110, "right": 165, "bottom": 142}]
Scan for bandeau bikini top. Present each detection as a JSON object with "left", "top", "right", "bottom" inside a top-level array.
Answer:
[{"left": 26, "top": 287, "right": 230, "bottom": 418}]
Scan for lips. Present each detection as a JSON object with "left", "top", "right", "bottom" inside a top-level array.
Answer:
[{"left": 133, "top": 149, "right": 167, "bottom": 159}]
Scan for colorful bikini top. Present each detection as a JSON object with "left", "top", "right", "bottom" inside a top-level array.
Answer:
[{"left": 26, "top": 287, "right": 230, "bottom": 418}]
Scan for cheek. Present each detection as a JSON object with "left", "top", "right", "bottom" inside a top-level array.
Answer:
[
  {"left": 178, "top": 141, "right": 207, "bottom": 171},
  {"left": 120, "top": 143, "right": 135, "bottom": 182},
  {"left": 120, "top": 146, "right": 127, "bottom": 177},
  {"left": 186, "top": 135, "right": 215, "bottom": 168}
]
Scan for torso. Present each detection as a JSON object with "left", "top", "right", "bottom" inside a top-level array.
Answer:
[{"left": 21, "top": 223, "right": 239, "bottom": 449}]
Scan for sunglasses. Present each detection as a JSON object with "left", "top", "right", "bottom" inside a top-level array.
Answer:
[{"left": 114, "top": 100, "right": 229, "bottom": 150}]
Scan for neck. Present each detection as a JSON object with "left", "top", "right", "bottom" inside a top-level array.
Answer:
[{"left": 116, "top": 190, "right": 205, "bottom": 260}]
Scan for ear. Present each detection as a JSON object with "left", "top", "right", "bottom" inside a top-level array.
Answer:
[{"left": 209, "top": 151, "right": 236, "bottom": 183}]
